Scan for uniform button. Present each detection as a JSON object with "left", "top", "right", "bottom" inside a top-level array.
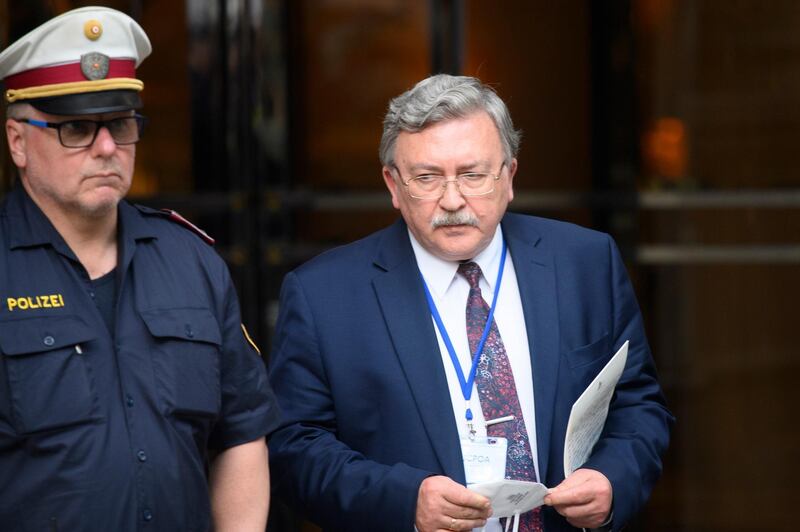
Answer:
[
  {"left": 43, "top": 335, "right": 55, "bottom": 347},
  {"left": 89, "top": 290, "right": 96, "bottom": 299},
  {"left": 126, "top": 395, "right": 135, "bottom": 407},
  {"left": 185, "top": 324, "right": 194, "bottom": 338},
  {"left": 137, "top": 450, "right": 147, "bottom": 462},
  {"left": 142, "top": 508, "right": 153, "bottom": 521}
]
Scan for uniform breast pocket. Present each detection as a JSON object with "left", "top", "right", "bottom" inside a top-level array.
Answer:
[
  {"left": 140, "top": 307, "right": 222, "bottom": 417},
  {"left": 0, "top": 315, "right": 99, "bottom": 434}
]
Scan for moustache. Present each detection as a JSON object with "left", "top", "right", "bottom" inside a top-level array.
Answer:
[{"left": 431, "top": 211, "right": 479, "bottom": 229}]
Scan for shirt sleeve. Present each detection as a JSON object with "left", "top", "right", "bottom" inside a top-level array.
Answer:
[{"left": 208, "top": 268, "right": 281, "bottom": 450}]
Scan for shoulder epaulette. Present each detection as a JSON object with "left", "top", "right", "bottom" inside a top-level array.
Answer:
[
  {"left": 158, "top": 209, "right": 215, "bottom": 245},
  {"left": 133, "top": 204, "right": 215, "bottom": 245}
]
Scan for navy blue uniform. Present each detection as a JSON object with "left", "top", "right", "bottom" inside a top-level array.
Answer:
[{"left": 0, "top": 186, "right": 280, "bottom": 531}]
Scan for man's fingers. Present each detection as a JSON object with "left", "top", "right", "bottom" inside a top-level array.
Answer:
[
  {"left": 440, "top": 516, "right": 489, "bottom": 531},
  {"left": 416, "top": 476, "right": 491, "bottom": 532},
  {"left": 440, "top": 499, "right": 492, "bottom": 520},
  {"left": 544, "top": 483, "right": 593, "bottom": 506},
  {"left": 548, "top": 497, "right": 608, "bottom": 528},
  {"left": 554, "top": 499, "right": 593, "bottom": 518},
  {"left": 541, "top": 469, "right": 612, "bottom": 529},
  {"left": 544, "top": 468, "right": 609, "bottom": 506},
  {"left": 547, "top": 468, "right": 595, "bottom": 491},
  {"left": 564, "top": 504, "right": 609, "bottom": 529},
  {"left": 444, "top": 517, "right": 486, "bottom": 530},
  {"left": 443, "top": 489, "right": 491, "bottom": 511}
]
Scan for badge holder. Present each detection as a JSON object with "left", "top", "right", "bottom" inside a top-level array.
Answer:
[{"left": 461, "top": 436, "right": 507, "bottom": 485}]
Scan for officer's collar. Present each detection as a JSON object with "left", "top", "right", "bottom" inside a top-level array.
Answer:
[
  {"left": 5, "top": 184, "right": 157, "bottom": 250},
  {"left": 5, "top": 184, "right": 68, "bottom": 250},
  {"left": 117, "top": 199, "right": 159, "bottom": 243}
]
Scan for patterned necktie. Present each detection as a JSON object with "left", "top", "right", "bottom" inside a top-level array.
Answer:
[{"left": 458, "top": 261, "right": 543, "bottom": 532}]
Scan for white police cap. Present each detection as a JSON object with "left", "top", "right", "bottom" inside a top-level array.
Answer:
[{"left": 0, "top": 6, "right": 151, "bottom": 115}]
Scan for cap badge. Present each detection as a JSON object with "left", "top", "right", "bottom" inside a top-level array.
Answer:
[
  {"left": 84, "top": 19, "right": 103, "bottom": 41},
  {"left": 80, "top": 52, "right": 110, "bottom": 80}
]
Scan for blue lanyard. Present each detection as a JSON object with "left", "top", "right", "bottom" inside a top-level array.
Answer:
[{"left": 420, "top": 240, "right": 507, "bottom": 428}]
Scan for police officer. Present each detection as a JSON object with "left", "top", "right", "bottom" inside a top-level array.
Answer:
[{"left": 0, "top": 7, "right": 280, "bottom": 531}]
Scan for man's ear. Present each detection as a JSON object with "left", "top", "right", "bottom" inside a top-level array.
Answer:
[
  {"left": 506, "top": 158, "right": 517, "bottom": 202},
  {"left": 382, "top": 166, "right": 402, "bottom": 210},
  {"left": 6, "top": 118, "right": 27, "bottom": 168}
]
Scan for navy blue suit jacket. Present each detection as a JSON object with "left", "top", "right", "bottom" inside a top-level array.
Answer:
[{"left": 268, "top": 213, "right": 673, "bottom": 531}]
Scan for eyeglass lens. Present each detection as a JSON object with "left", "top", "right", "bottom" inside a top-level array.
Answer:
[
  {"left": 408, "top": 173, "right": 495, "bottom": 198},
  {"left": 59, "top": 117, "right": 143, "bottom": 147}
]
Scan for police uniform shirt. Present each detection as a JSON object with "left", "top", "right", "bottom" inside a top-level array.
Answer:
[{"left": 0, "top": 185, "right": 281, "bottom": 531}]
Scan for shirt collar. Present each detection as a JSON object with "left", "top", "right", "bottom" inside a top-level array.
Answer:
[
  {"left": 118, "top": 200, "right": 159, "bottom": 242},
  {"left": 5, "top": 184, "right": 67, "bottom": 250},
  {"left": 409, "top": 224, "right": 504, "bottom": 298},
  {"left": 4, "top": 184, "right": 157, "bottom": 251}
]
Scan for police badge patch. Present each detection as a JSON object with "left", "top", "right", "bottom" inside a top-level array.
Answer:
[{"left": 80, "top": 52, "right": 110, "bottom": 80}]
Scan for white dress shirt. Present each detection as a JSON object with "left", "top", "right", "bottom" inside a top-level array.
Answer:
[{"left": 410, "top": 226, "right": 539, "bottom": 532}]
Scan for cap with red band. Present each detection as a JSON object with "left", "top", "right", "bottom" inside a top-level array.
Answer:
[{"left": 0, "top": 6, "right": 151, "bottom": 115}]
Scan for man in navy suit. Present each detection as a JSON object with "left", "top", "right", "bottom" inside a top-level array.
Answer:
[{"left": 268, "top": 74, "right": 673, "bottom": 531}]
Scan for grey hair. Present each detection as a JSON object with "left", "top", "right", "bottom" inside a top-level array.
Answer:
[
  {"left": 5, "top": 102, "right": 28, "bottom": 120},
  {"left": 379, "top": 74, "right": 521, "bottom": 167}
]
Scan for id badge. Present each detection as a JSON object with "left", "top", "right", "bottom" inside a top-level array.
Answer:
[{"left": 461, "top": 437, "right": 507, "bottom": 485}]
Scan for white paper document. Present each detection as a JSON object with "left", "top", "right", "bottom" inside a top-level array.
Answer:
[
  {"left": 468, "top": 340, "right": 629, "bottom": 519},
  {"left": 563, "top": 340, "right": 628, "bottom": 477}
]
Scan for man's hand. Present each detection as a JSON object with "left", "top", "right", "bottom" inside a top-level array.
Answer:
[
  {"left": 415, "top": 476, "right": 492, "bottom": 531},
  {"left": 543, "top": 468, "right": 612, "bottom": 529}
]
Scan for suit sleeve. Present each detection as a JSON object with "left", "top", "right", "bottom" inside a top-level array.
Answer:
[
  {"left": 580, "top": 235, "right": 674, "bottom": 530},
  {"left": 267, "top": 272, "right": 431, "bottom": 531}
]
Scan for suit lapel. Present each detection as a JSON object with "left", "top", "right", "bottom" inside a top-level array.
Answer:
[
  {"left": 503, "top": 214, "right": 560, "bottom": 482},
  {"left": 371, "top": 221, "right": 466, "bottom": 483}
]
